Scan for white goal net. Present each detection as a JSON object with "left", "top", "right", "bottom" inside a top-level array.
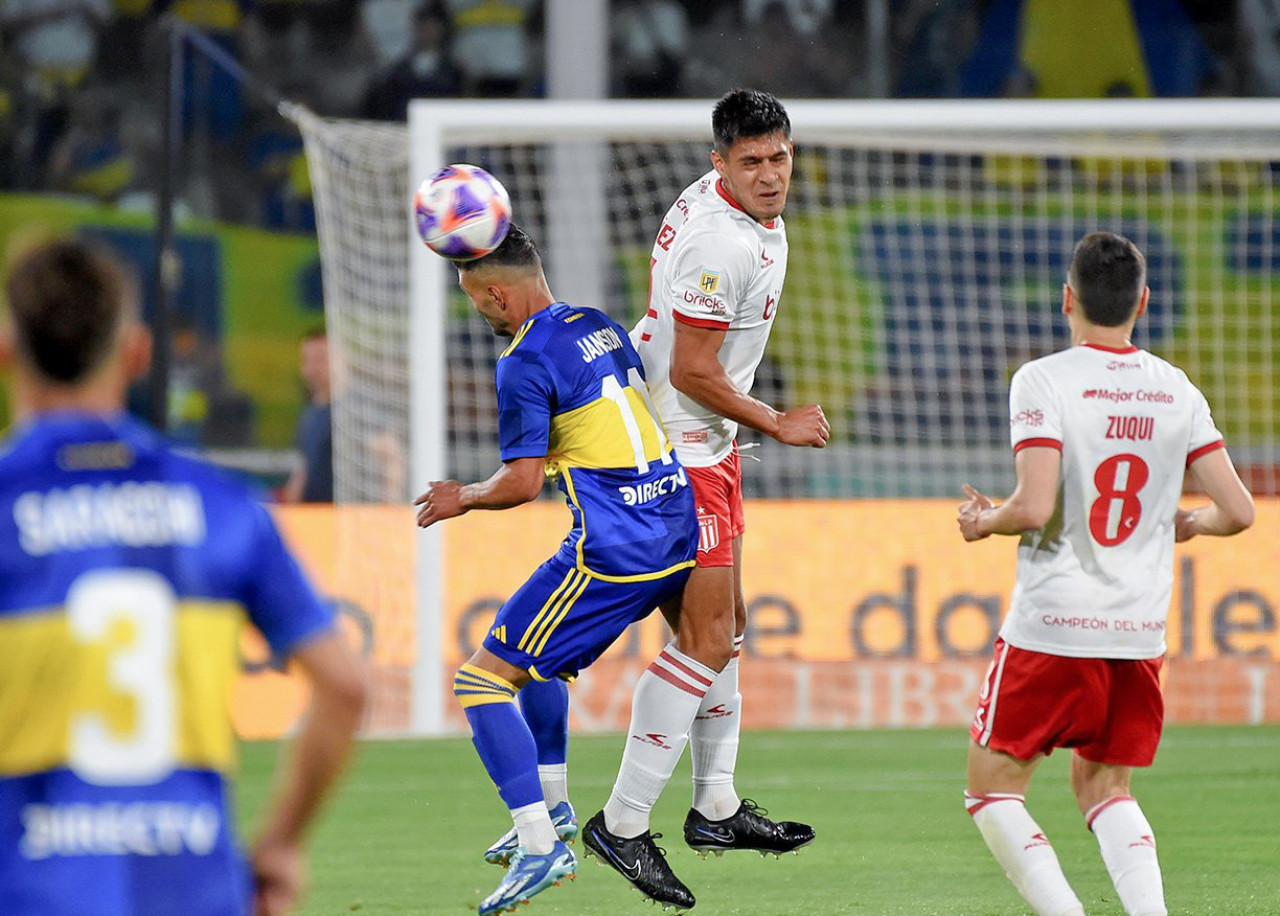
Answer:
[{"left": 297, "top": 99, "right": 1280, "bottom": 735}]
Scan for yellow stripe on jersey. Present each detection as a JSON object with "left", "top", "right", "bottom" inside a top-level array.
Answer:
[
  {"left": 0, "top": 601, "right": 245, "bottom": 778},
  {"left": 560, "top": 468, "right": 696, "bottom": 583},
  {"left": 500, "top": 319, "right": 537, "bottom": 359},
  {"left": 529, "top": 572, "right": 590, "bottom": 657},
  {"left": 547, "top": 384, "right": 672, "bottom": 473}
]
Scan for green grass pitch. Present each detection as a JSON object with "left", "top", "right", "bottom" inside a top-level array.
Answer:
[{"left": 237, "top": 726, "right": 1280, "bottom": 915}]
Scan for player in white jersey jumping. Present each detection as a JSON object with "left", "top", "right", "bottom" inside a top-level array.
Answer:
[
  {"left": 582, "top": 89, "right": 828, "bottom": 911},
  {"left": 956, "top": 232, "right": 1254, "bottom": 916}
]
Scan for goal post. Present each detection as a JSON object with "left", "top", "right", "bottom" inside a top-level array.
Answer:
[{"left": 297, "top": 99, "right": 1280, "bottom": 736}]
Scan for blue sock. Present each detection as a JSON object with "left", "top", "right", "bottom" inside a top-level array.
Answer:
[
  {"left": 455, "top": 664, "right": 542, "bottom": 810},
  {"left": 520, "top": 678, "right": 569, "bottom": 766}
]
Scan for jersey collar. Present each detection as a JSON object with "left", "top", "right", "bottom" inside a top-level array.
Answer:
[
  {"left": 716, "top": 179, "right": 777, "bottom": 230},
  {"left": 1081, "top": 341, "right": 1139, "bottom": 354}
]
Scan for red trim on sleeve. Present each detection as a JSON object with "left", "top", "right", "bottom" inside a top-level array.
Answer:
[
  {"left": 674, "top": 310, "right": 731, "bottom": 330},
  {"left": 1186, "top": 439, "right": 1225, "bottom": 467},
  {"left": 1013, "top": 437, "right": 1063, "bottom": 454}
]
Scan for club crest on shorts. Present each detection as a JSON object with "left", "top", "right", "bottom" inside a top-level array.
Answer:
[{"left": 697, "top": 508, "right": 719, "bottom": 553}]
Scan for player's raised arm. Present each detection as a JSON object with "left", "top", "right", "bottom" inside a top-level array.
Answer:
[
  {"left": 670, "top": 319, "right": 829, "bottom": 447},
  {"left": 1176, "top": 447, "right": 1255, "bottom": 541},
  {"left": 414, "top": 456, "right": 545, "bottom": 527}
]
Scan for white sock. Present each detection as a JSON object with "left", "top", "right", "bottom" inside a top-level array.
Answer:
[
  {"left": 691, "top": 634, "right": 743, "bottom": 820},
  {"left": 512, "top": 801, "right": 557, "bottom": 855},
  {"left": 603, "top": 643, "right": 714, "bottom": 838},
  {"left": 1087, "top": 796, "right": 1166, "bottom": 916},
  {"left": 966, "top": 792, "right": 1086, "bottom": 916},
  {"left": 538, "top": 763, "right": 569, "bottom": 809}
]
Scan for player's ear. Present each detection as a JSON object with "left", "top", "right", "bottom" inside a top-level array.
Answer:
[
  {"left": 487, "top": 285, "right": 506, "bottom": 310},
  {"left": 709, "top": 147, "right": 726, "bottom": 177},
  {"left": 1136, "top": 285, "right": 1150, "bottom": 318},
  {"left": 1061, "top": 283, "right": 1073, "bottom": 316},
  {"left": 122, "top": 323, "right": 152, "bottom": 381}
]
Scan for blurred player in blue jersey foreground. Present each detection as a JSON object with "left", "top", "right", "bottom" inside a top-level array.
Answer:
[
  {"left": 414, "top": 224, "right": 697, "bottom": 915},
  {"left": 0, "top": 240, "right": 368, "bottom": 916}
]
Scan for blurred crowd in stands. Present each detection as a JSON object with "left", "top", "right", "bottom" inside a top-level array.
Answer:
[{"left": 0, "top": 0, "right": 1254, "bottom": 232}]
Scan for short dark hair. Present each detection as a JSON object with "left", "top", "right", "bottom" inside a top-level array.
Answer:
[
  {"left": 456, "top": 222, "right": 540, "bottom": 274},
  {"left": 1067, "top": 232, "right": 1147, "bottom": 327},
  {"left": 4, "top": 239, "right": 131, "bottom": 384},
  {"left": 712, "top": 88, "right": 791, "bottom": 153}
]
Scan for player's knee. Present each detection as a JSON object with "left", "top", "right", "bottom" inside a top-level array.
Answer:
[
  {"left": 677, "top": 633, "right": 732, "bottom": 671},
  {"left": 453, "top": 662, "right": 518, "bottom": 710}
]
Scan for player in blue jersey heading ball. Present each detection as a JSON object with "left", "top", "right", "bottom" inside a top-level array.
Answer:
[
  {"left": 414, "top": 224, "right": 697, "bottom": 915},
  {"left": 0, "top": 239, "right": 368, "bottom": 916}
]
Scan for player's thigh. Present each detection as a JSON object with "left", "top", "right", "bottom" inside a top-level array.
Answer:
[
  {"left": 731, "top": 535, "right": 746, "bottom": 635},
  {"left": 487, "top": 554, "right": 688, "bottom": 681},
  {"left": 970, "top": 639, "right": 1109, "bottom": 761},
  {"left": 673, "top": 562, "right": 735, "bottom": 668},
  {"left": 967, "top": 739, "right": 1043, "bottom": 796},
  {"left": 1074, "top": 656, "right": 1164, "bottom": 769}
]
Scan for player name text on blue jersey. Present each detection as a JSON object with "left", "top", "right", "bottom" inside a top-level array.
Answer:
[
  {"left": 575, "top": 326, "right": 624, "bottom": 363},
  {"left": 12, "top": 482, "right": 207, "bottom": 556}
]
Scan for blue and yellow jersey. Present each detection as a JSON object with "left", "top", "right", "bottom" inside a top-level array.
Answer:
[
  {"left": 0, "top": 413, "right": 334, "bottom": 916},
  {"left": 497, "top": 302, "right": 697, "bottom": 581}
]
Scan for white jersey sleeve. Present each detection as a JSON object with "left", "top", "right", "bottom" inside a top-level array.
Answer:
[
  {"left": 1185, "top": 376, "right": 1225, "bottom": 462},
  {"left": 667, "top": 226, "right": 754, "bottom": 328},
  {"left": 1008, "top": 362, "right": 1063, "bottom": 453}
]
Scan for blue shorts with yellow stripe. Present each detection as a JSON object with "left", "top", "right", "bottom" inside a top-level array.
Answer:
[{"left": 483, "top": 550, "right": 690, "bottom": 682}]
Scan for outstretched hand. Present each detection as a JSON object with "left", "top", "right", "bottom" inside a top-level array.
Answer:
[
  {"left": 414, "top": 480, "right": 466, "bottom": 528},
  {"left": 775, "top": 404, "right": 830, "bottom": 448},
  {"left": 957, "top": 483, "right": 993, "bottom": 541}
]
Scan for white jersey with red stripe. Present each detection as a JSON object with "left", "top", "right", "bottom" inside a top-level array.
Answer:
[
  {"left": 630, "top": 169, "right": 788, "bottom": 467},
  {"left": 1001, "top": 342, "right": 1224, "bottom": 659}
]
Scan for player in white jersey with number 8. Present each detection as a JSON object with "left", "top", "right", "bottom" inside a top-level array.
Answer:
[{"left": 957, "top": 232, "right": 1255, "bottom": 916}]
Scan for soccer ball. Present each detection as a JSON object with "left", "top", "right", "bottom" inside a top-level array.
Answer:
[{"left": 413, "top": 164, "right": 512, "bottom": 260}]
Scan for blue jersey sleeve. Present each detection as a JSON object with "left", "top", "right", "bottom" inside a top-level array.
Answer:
[
  {"left": 240, "top": 501, "right": 335, "bottom": 656},
  {"left": 496, "top": 349, "right": 556, "bottom": 462}
]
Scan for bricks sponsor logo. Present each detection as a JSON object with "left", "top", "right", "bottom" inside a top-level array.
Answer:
[
  {"left": 683, "top": 290, "right": 727, "bottom": 314},
  {"left": 1011, "top": 408, "right": 1044, "bottom": 427}
]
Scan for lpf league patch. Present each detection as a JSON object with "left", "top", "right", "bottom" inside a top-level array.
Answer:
[{"left": 698, "top": 270, "right": 721, "bottom": 294}]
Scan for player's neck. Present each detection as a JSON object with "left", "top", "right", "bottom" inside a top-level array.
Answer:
[
  {"left": 1073, "top": 321, "right": 1135, "bottom": 351},
  {"left": 12, "top": 366, "right": 128, "bottom": 423}
]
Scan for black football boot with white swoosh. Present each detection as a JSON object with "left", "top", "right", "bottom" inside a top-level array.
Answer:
[
  {"left": 683, "top": 799, "right": 815, "bottom": 857},
  {"left": 582, "top": 810, "right": 695, "bottom": 912}
]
